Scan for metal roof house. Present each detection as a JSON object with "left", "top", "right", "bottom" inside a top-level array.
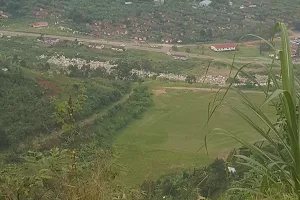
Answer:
[
  {"left": 199, "top": 0, "right": 212, "bottom": 7},
  {"left": 210, "top": 43, "right": 236, "bottom": 52}
]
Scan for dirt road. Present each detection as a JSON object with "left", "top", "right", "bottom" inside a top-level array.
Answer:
[
  {"left": 162, "top": 86, "right": 263, "bottom": 93},
  {"left": 0, "top": 30, "right": 274, "bottom": 65}
]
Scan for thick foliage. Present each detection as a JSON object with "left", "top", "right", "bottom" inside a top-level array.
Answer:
[
  {"left": 92, "top": 85, "right": 153, "bottom": 148},
  {"left": 141, "top": 158, "right": 228, "bottom": 199},
  {"left": 0, "top": 147, "right": 122, "bottom": 200},
  {"left": 0, "top": 66, "right": 54, "bottom": 146}
]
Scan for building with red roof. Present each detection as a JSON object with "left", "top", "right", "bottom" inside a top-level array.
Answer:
[
  {"left": 210, "top": 43, "right": 236, "bottom": 52},
  {"left": 30, "top": 22, "right": 49, "bottom": 28}
]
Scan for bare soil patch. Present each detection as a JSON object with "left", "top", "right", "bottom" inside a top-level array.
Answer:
[{"left": 152, "top": 89, "right": 167, "bottom": 96}]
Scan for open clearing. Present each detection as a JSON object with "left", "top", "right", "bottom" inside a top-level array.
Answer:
[{"left": 114, "top": 86, "right": 274, "bottom": 186}]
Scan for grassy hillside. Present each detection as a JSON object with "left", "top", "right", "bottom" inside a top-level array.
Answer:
[
  {"left": 114, "top": 86, "right": 274, "bottom": 186},
  {"left": 0, "top": 61, "right": 131, "bottom": 149}
]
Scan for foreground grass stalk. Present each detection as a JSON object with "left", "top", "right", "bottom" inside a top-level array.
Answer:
[{"left": 209, "top": 22, "right": 300, "bottom": 199}]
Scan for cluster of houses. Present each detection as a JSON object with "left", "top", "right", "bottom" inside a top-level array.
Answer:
[
  {"left": 21, "top": 2, "right": 282, "bottom": 45},
  {"left": 86, "top": 12, "right": 207, "bottom": 44},
  {"left": 88, "top": 19, "right": 129, "bottom": 37}
]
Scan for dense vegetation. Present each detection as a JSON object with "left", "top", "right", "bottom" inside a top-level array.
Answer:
[
  {"left": 90, "top": 85, "right": 153, "bottom": 148},
  {"left": 0, "top": 84, "right": 153, "bottom": 199},
  {"left": 0, "top": 64, "right": 53, "bottom": 148},
  {"left": 1, "top": 0, "right": 300, "bottom": 196},
  {"left": 140, "top": 158, "right": 229, "bottom": 199},
  {"left": 0, "top": 57, "right": 133, "bottom": 149}
]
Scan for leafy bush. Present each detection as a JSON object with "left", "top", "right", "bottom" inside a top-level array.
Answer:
[
  {"left": 0, "top": 66, "right": 54, "bottom": 145},
  {"left": 92, "top": 85, "right": 153, "bottom": 148},
  {"left": 142, "top": 158, "right": 229, "bottom": 199}
]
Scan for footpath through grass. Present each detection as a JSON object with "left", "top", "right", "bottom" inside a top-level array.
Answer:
[{"left": 114, "top": 86, "right": 274, "bottom": 186}]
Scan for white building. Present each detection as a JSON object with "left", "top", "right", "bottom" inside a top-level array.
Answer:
[
  {"left": 199, "top": 0, "right": 212, "bottom": 7},
  {"left": 210, "top": 43, "right": 236, "bottom": 52},
  {"left": 154, "top": 0, "right": 164, "bottom": 5},
  {"left": 172, "top": 53, "right": 188, "bottom": 60}
]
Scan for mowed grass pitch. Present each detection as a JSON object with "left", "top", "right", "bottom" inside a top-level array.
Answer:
[{"left": 114, "top": 88, "right": 274, "bottom": 186}]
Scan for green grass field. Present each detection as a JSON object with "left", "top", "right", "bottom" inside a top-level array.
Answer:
[{"left": 114, "top": 85, "right": 275, "bottom": 186}]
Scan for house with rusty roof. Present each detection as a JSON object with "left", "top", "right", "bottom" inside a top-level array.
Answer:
[{"left": 30, "top": 22, "right": 49, "bottom": 28}]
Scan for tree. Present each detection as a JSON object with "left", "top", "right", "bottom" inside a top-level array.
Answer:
[
  {"left": 12, "top": 54, "right": 18, "bottom": 64},
  {"left": 200, "top": 29, "right": 206, "bottom": 37},
  {"left": 140, "top": 59, "right": 152, "bottom": 71},
  {"left": 39, "top": 63, "right": 50, "bottom": 72},
  {"left": 185, "top": 75, "right": 196, "bottom": 84},
  {"left": 44, "top": 63, "right": 51, "bottom": 71},
  {"left": 69, "top": 9, "right": 85, "bottom": 24},
  {"left": 199, "top": 159, "right": 228, "bottom": 198},
  {"left": 51, "top": 87, "right": 87, "bottom": 132},
  {"left": 19, "top": 60, "right": 27, "bottom": 68},
  {"left": 113, "top": 60, "right": 132, "bottom": 80},
  {"left": 206, "top": 29, "right": 213, "bottom": 39},
  {"left": 0, "top": 129, "right": 9, "bottom": 149},
  {"left": 92, "top": 67, "right": 107, "bottom": 77},
  {"left": 172, "top": 45, "right": 178, "bottom": 51},
  {"left": 185, "top": 47, "right": 191, "bottom": 53}
]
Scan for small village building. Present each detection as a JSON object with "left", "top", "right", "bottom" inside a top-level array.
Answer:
[
  {"left": 111, "top": 45, "right": 127, "bottom": 52},
  {"left": 199, "top": 0, "right": 212, "bottom": 7},
  {"left": 39, "top": 37, "right": 60, "bottom": 45},
  {"left": 161, "top": 38, "right": 173, "bottom": 43},
  {"left": 210, "top": 43, "right": 236, "bottom": 52},
  {"left": 30, "top": 22, "right": 49, "bottom": 28},
  {"left": 172, "top": 53, "right": 188, "bottom": 60},
  {"left": 88, "top": 43, "right": 105, "bottom": 49},
  {"left": 0, "top": 11, "right": 8, "bottom": 18}
]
